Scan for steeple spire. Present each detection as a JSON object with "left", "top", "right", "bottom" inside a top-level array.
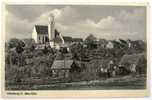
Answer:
[{"left": 48, "top": 13, "right": 55, "bottom": 41}]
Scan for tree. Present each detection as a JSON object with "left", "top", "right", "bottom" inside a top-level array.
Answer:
[
  {"left": 85, "top": 34, "right": 97, "bottom": 49},
  {"left": 16, "top": 43, "right": 24, "bottom": 54},
  {"left": 16, "top": 42, "right": 24, "bottom": 67},
  {"left": 85, "top": 34, "right": 96, "bottom": 43},
  {"left": 23, "top": 38, "right": 36, "bottom": 51},
  {"left": 43, "top": 46, "right": 49, "bottom": 54},
  {"left": 98, "top": 39, "right": 108, "bottom": 48},
  {"left": 14, "top": 42, "right": 25, "bottom": 83},
  {"left": 72, "top": 52, "right": 79, "bottom": 60},
  {"left": 8, "top": 38, "right": 25, "bottom": 49},
  {"left": 131, "top": 40, "right": 146, "bottom": 52},
  {"left": 30, "top": 44, "right": 35, "bottom": 52}
]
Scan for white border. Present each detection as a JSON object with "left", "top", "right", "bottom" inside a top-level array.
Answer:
[{"left": 0, "top": 0, "right": 151, "bottom": 99}]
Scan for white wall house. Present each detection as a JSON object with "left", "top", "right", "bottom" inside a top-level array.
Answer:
[
  {"left": 106, "top": 41, "right": 114, "bottom": 49},
  {"left": 32, "top": 25, "right": 49, "bottom": 44}
]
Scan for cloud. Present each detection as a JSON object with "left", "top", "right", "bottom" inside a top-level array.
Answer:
[
  {"left": 76, "top": 16, "right": 123, "bottom": 31},
  {"left": 5, "top": 10, "right": 33, "bottom": 41},
  {"left": 55, "top": 16, "right": 125, "bottom": 39},
  {"left": 54, "top": 13, "right": 145, "bottom": 40},
  {"left": 5, "top": 5, "right": 146, "bottom": 41},
  {"left": 6, "top": 5, "right": 52, "bottom": 21},
  {"left": 35, "top": 6, "right": 80, "bottom": 25},
  {"left": 119, "top": 8, "right": 146, "bottom": 22}
]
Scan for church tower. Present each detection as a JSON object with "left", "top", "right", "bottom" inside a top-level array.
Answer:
[
  {"left": 48, "top": 14, "right": 55, "bottom": 47},
  {"left": 48, "top": 14, "right": 55, "bottom": 40}
]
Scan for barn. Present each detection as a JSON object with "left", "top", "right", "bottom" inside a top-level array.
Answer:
[
  {"left": 51, "top": 60, "right": 82, "bottom": 78},
  {"left": 119, "top": 53, "right": 146, "bottom": 74},
  {"left": 51, "top": 60, "right": 73, "bottom": 78}
]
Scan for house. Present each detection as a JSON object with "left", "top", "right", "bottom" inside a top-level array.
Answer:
[
  {"left": 32, "top": 25, "right": 49, "bottom": 44},
  {"left": 98, "top": 39, "right": 108, "bottom": 48},
  {"left": 51, "top": 60, "right": 73, "bottom": 78},
  {"left": 72, "top": 38, "right": 83, "bottom": 43},
  {"left": 51, "top": 50, "right": 83, "bottom": 78},
  {"left": 63, "top": 36, "right": 73, "bottom": 43},
  {"left": 119, "top": 53, "right": 146, "bottom": 74},
  {"left": 106, "top": 41, "right": 114, "bottom": 49},
  {"left": 51, "top": 51, "right": 73, "bottom": 78}
]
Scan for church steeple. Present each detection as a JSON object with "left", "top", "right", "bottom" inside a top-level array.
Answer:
[{"left": 48, "top": 13, "right": 55, "bottom": 41}]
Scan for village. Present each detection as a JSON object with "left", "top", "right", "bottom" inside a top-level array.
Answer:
[{"left": 5, "top": 14, "right": 147, "bottom": 90}]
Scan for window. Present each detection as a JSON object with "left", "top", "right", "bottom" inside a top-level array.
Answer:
[
  {"left": 45, "top": 36, "right": 49, "bottom": 42},
  {"left": 43, "top": 36, "right": 45, "bottom": 43}
]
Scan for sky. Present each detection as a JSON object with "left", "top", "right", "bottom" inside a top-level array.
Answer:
[{"left": 5, "top": 5, "right": 147, "bottom": 41}]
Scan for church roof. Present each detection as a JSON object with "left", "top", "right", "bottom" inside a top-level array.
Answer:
[
  {"left": 72, "top": 38, "right": 83, "bottom": 42},
  {"left": 63, "top": 36, "right": 73, "bottom": 42},
  {"left": 35, "top": 25, "right": 48, "bottom": 34},
  {"left": 34, "top": 25, "right": 83, "bottom": 43}
]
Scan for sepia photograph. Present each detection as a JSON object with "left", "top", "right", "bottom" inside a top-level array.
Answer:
[{"left": 2, "top": 3, "right": 149, "bottom": 97}]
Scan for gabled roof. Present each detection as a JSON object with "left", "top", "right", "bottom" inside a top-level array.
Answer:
[
  {"left": 34, "top": 25, "right": 83, "bottom": 44},
  {"left": 63, "top": 36, "right": 73, "bottom": 42},
  {"left": 51, "top": 60, "right": 73, "bottom": 69},
  {"left": 55, "top": 52, "right": 73, "bottom": 60},
  {"left": 119, "top": 53, "right": 145, "bottom": 65},
  {"left": 35, "top": 25, "right": 48, "bottom": 34},
  {"left": 72, "top": 38, "right": 83, "bottom": 42}
]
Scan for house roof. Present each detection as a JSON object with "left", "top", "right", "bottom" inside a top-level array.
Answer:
[
  {"left": 51, "top": 60, "right": 73, "bottom": 69},
  {"left": 34, "top": 25, "right": 83, "bottom": 43},
  {"left": 119, "top": 53, "right": 145, "bottom": 65},
  {"left": 55, "top": 52, "right": 73, "bottom": 60},
  {"left": 63, "top": 36, "right": 73, "bottom": 42},
  {"left": 72, "top": 38, "right": 83, "bottom": 42},
  {"left": 35, "top": 25, "right": 48, "bottom": 34}
]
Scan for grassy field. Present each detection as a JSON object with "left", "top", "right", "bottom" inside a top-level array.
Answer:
[{"left": 6, "top": 74, "right": 146, "bottom": 90}]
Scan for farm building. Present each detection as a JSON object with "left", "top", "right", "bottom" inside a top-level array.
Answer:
[
  {"left": 119, "top": 53, "right": 146, "bottom": 74},
  {"left": 51, "top": 60, "right": 81, "bottom": 78}
]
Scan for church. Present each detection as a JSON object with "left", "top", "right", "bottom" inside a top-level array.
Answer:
[
  {"left": 32, "top": 14, "right": 64, "bottom": 49},
  {"left": 32, "top": 14, "right": 83, "bottom": 49}
]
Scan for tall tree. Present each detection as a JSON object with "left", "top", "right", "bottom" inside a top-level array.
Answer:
[
  {"left": 8, "top": 38, "right": 25, "bottom": 49},
  {"left": 85, "top": 34, "right": 97, "bottom": 43},
  {"left": 15, "top": 42, "right": 24, "bottom": 67},
  {"left": 15, "top": 41, "right": 25, "bottom": 83},
  {"left": 85, "top": 34, "right": 97, "bottom": 49},
  {"left": 98, "top": 39, "right": 108, "bottom": 48}
]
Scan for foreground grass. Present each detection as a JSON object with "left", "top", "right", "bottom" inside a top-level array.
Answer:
[{"left": 6, "top": 74, "right": 146, "bottom": 90}]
